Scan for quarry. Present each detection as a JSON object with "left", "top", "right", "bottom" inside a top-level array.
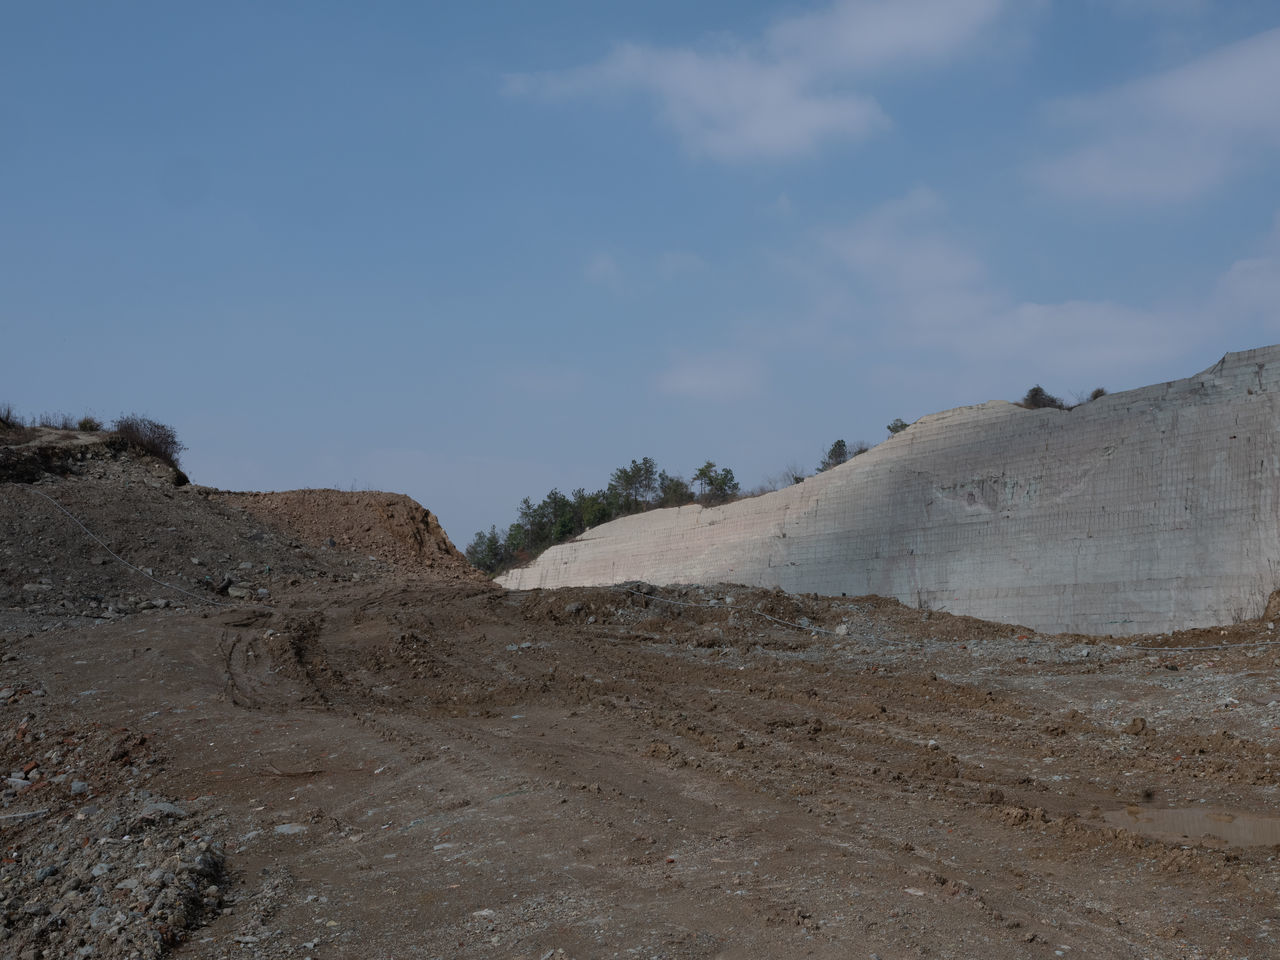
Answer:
[
  {"left": 501, "top": 345, "right": 1280, "bottom": 637},
  {"left": 2, "top": 352, "right": 1280, "bottom": 959}
]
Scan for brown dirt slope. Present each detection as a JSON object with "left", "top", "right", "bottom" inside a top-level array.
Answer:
[
  {"left": 0, "top": 427, "right": 481, "bottom": 619},
  {"left": 215, "top": 489, "right": 476, "bottom": 581}
]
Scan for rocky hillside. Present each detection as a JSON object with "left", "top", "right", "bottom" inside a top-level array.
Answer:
[{"left": 0, "top": 424, "right": 481, "bottom": 623}]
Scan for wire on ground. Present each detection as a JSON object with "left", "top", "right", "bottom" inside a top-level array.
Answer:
[
  {"left": 20, "top": 485, "right": 231, "bottom": 608},
  {"left": 613, "top": 585, "right": 924, "bottom": 646},
  {"left": 614, "top": 586, "right": 1280, "bottom": 653}
]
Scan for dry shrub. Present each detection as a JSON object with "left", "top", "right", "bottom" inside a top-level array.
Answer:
[
  {"left": 37, "top": 411, "right": 76, "bottom": 430},
  {"left": 111, "top": 414, "right": 187, "bottom": 470}
]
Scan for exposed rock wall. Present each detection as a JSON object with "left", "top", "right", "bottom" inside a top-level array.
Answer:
[{"left": 499, "top": 346, "right": 1280, "bottom": 635}]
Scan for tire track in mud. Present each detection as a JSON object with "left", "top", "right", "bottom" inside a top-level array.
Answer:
[
  {"left": 216, "top": 610, "right": 332, "bottom": 712},
  {"left": 538, "top": 595, "right": 1280, "bottom": 954},
  {"left": 196, "top": 581, "right": 1280, "bottom": 957},
  {"left": 284, "top": 585, "right": 1276, "bottom": 837}
]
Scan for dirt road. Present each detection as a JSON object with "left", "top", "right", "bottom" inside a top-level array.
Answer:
[{"left": 2, "top": 430, "right": 1279, "bottom": 959}]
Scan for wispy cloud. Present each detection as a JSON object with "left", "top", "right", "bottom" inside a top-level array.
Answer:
[
  {"left": 1032, "top": 26, "right": 1280, "bottom": 203},
  {"left": 584, "top": 251, "right": 622, "bottom": 285},
  {"left": 1212, "top": 212, "right": 1280, "bottom": 323},
  {"left": 657, "top": 349, "right": 763, "bottom": 401},
  {"left": 508, "top": 44, "right": 885, "bottom": 161},
  {"left": 765, "top": 0, "right": 1008, "bottom": 73},
  {"left": 1101, "top": 0, "right": 1210, "bottom": 17},
  {"left": 506, "top": 0, "right": 1011, "bottom": 161},
  {"left": 658, "top": 249, "right": 707, "bottom": 277},
  {"left": 825, "top": 188, "right": 1195, "bottom": 381},
  {"left": 827, "top": 187, "right": 999, "bottom": 332}
]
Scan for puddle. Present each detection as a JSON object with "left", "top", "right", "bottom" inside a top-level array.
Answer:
[{"left": 1105, "top": 805, "right": 1280, "bottom": 847}]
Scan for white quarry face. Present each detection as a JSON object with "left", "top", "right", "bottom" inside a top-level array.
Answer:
[{"left": 499, "top": 346, "right": 1280, "bottom": 636}]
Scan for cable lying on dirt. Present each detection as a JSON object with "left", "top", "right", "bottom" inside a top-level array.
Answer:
[
  {"left": 615, "top": 586, "right": 1280, "bottom": 654},
  {"left": 1128, "top": 638, "right": 1280, "bottom": 652},
  {"left": 612, "top": 585, "right": 925, "bottom": 646},
  {"left": 21, "top": 486, "right": 232, "bottom": 608}
]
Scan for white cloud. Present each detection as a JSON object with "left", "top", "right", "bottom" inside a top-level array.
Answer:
[
  {"left": 1101, "top": 0, "right": 1210, "bottom": 17},
  {"left": 1216, "top": 254, "right": 1280, "bottom": 318},
  {"left": 1212, "top": 213, "right": 1280, "bottom": 323},
  {"left": 978, "top": 300, "right": 1179, "bottom": 377},
  {"left": 511, "top": 44, "right": 885, "bottom": 161},
  {"left": 826, "top": 187, "right": 1000, "bottom": 332},
  {"left": 507, "top": 0, "right": 1011, "bottom": 161},
  {"left": 766, "top": 0, "right": 1007, "bottom": 74},
  {"left": 1033, "top": 27, "right": 1280, "bottom": 202},
  {"left": 657, "top": 350, "right": 763, "bottom": 401},
  {"left": 826, "top": 189, "right": 1197, "bottom": 381}
]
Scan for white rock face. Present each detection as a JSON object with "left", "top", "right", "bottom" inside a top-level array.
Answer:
[{"left": 499, "top": 346, "right": 1280, "bottom": 635}]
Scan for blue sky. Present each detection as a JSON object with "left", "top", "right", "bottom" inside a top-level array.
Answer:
[{"left": 4, "top": 1, "right": 1280, "bottom": 546}]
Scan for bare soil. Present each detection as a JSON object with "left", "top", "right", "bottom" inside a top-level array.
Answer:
[{"left": 2, "top": 428, "right": 1279, "bottom": 959}]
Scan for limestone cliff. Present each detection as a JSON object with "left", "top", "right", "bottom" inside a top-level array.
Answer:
[{"left": 498, "top": 346, "right": 1280, "bottom": 635}]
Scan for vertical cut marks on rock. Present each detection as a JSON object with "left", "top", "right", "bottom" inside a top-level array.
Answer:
[{"left": 499, "top": 346, "right": 1280, "bottom": 635}]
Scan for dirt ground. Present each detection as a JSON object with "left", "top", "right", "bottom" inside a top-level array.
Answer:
[{"left": 2, "top": 428, "right": 1280, "bottom": 959}]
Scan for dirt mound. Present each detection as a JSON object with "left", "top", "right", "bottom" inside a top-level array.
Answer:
[
  {"left": 216, "top": 489, "right": 482, "bottom": 583},
  {"left": 0, "top": 429, "right": 480, "bottom": 625}
]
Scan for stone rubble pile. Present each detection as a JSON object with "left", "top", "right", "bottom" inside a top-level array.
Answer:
[{"left": 0, "top": 706, "right": 226, "bottom": 959}]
